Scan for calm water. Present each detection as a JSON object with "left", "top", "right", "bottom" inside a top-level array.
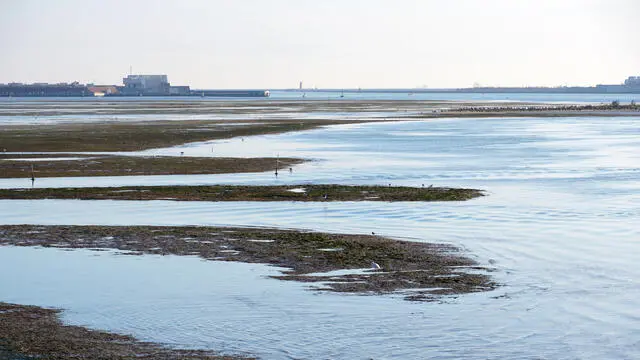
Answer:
[
  {"left": 1, "top": 90, "right": 640, "bottom": 103},
  {"left": 271, "top": 90, "right": 640, "bottom": 103},
  {"left": 1, "top": 116, "right": 640, "bottom": 359}
]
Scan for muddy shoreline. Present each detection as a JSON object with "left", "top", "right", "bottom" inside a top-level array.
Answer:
[
  {"left": 0, "top": 155, "right": 303, "bottom": 178},
  {"left": 0, "top": 302, "right": 251, "bottom": 360},
  {"left": 0, "top": 225, "right": 496, "bottom": 301},
  {"left": 0, "top": 119, "right": 373, "bottom": 153},
  {"left": 0, "top": 118, "right": 343, "bottom": 178},
  {"left": 0, "top": 184, "right": 483, "bottom": 201}
]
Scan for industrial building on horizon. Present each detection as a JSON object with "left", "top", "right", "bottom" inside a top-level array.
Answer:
[
  {"left": 118, "top": 74, "right": 191, "bottom": 96},
  {"left": 0, "top": 74, "right": 270, "bottom": 97},
  {"left": 593, "top": 75, "right": 640, "bottom": 93},
  {"left": 624, "top": 76, "right": 640, "bottom": 87}
]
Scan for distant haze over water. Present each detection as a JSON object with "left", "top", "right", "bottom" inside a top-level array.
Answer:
[{"left": 0, "top": 91, "right": 639, "bottom": 104}]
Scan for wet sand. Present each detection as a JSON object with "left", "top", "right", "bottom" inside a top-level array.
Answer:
[
  {"left": 0, "top": 302, "right": 251, "bottom": 360},
  {"left": 0, "top": 184, "right": 483, "bottom": 202}
]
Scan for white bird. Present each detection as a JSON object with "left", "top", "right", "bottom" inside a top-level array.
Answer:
[{"left": 370, "top": 261, "right": 381, "bottom": 270}]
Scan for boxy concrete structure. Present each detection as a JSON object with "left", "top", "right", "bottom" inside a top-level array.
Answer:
[{"left": 120, "top": 75, "right": 172, "bottom": 96}]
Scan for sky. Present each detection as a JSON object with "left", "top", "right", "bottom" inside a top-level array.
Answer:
[{"left": 1, "top": 0, "right": 638, "bottom": 89}]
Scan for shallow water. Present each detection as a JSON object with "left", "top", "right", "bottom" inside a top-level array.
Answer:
[
  {"left": 1, "top": 90, "right": 639, "bottom": 103},
  {"left": 2, "top": 92, "right": 640, "bottom": 127},
  {"left": 2, "top": 116, "right": 640, "bottom": 359},
  {"left": 0, "top": 110, "right": 406, "bottom": 126}
]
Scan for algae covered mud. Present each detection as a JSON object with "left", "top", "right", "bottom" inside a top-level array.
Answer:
[
  {"left": 0, "top": 118, "right": 338, "bottom": 179},
  {"left": 0, "top": 225, "right": 494, "bottom": 300},
  {"left": 0, "top": 184, "right": 482, "bottom": 202},
  {"left": 0, "top": 302, "right": 248, "bottom": 360},
  {"left": 0, "top": 155, "right": 303, "bottom": 179}
]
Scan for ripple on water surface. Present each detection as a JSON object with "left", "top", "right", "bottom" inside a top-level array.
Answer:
[{"left": 1, "top": 115, "right": 640, "bottom": 359}]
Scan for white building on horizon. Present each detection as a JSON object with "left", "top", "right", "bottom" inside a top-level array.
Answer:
[
  {"left": 122, "top": 74, "right": 170, "bottom": 95},
  {"left": 624, "top": 76, "right": 640, "bottom": 87}
]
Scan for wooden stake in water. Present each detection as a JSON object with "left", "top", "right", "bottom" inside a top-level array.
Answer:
[
  {"left": 30, "top": 164, "right": 35, "bottom": 185},
  {"left": 275, "top": 154, "right": 279, "bottom": 177}
]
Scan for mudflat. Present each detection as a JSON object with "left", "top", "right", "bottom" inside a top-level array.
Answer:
[
  {"left": 0, "top": 155, "right": 302, "bottom": 178},
  {"left": 0, "top": 184, "right": 483, "bottom": 202},
  {"left": 0, "top": 302, "right": 251, "bottom": 360},
  {"left": 0, "top": 119, "right": 370, "bottom": 153},
  {"left": 0, "top": 225, "right": 496, "bottom": 301},
  {"left": 0, "top": 119, "right": 345, "bottom": 178}
]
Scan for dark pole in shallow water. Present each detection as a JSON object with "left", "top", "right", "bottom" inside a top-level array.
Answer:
[
  {"left": 30, "top": 164, "right": 35, "bottom": 187},
  {"left": 275, "top": 154, "right": 279, "bottom": 177}
]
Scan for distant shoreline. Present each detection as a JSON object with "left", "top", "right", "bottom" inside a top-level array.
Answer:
[
  {"left": 282, "top": 87, "right": 640, "bottom": 95},
  {"left": 3, "top": 86, "right": 640, "bottom": 97},
  {"left": 426, "top": 102, "right": 640, "bottom": 118}
]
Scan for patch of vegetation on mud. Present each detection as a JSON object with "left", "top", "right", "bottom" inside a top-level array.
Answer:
[
  {"left": 0, "top": 225, "right": 496, "bottom": 301},
  {"left": 0, "top": 184, "right": 484, "bottom": 202}
]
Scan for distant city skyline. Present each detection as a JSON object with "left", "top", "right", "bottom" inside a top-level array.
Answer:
[{"left": 1, "top": 0, "right": 639, "bottom": 89}]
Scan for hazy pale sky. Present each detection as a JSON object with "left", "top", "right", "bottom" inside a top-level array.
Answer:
[{"left": 1, "top": 0, "right": 638, "bottom": 88}]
